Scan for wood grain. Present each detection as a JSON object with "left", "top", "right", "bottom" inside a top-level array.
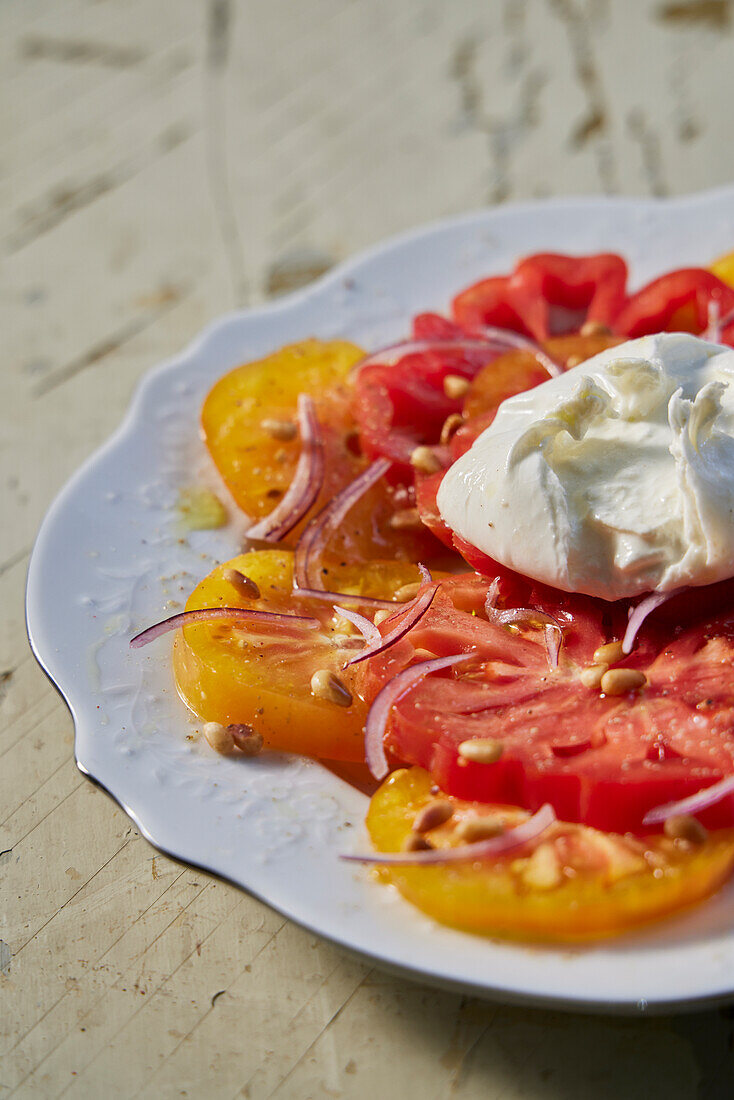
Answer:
[{"left": 3, "top": 0, "right": 734, "bottom": 1095}]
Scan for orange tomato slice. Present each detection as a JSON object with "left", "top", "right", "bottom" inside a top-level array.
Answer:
[
  {"left": 201, "top": 338, "right": 438, "bottom": 564},
  {"left": 365, "top": 768, "right": 734, "bottom": 942},
  {"left": 173, "top": 549, "right": 426, "bottom": 761}
]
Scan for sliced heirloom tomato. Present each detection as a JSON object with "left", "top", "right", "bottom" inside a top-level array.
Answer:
[
  {"left": 353, "top": 343, "right": 500, "bottom": 481},
  {"left": 202, "top": 338, "right": 436, "bottom": 564},
  {"left": 365, "top": 768, "right": 734, "bottom": 941},
  {"left": 615, "top": 269, "right": 734, "bottom": 342},
  {"left": 173, "top": 549, "right": 426, "bottom": 762},
  {"left": 451, "top": 331, "right": 624, "bottom": 459},
  {"left": 358, "top": 574, "right": 734, "bottom": 833},
  {"left": 452, "top": 253, "right": 628, "bottom": 340}
]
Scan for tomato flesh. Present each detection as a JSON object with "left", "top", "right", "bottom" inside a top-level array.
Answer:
[
  {"left": 358, "top": 574, "right": 734, "bottom": 833},
  {"left": 366, "top": 768, "right": 734, "bottom": 941},
  {"left": 174, "top": 549, "right": 426, "bottom": 761}
]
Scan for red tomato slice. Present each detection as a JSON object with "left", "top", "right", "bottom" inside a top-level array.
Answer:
[
  {"left": 353, "top": 345, "right": 500, "bottom": 479},
  {"left": 357, "top": 574, "right": 734, "bottom": 834},
  {"left": 615, "top": 269, "right": 734, "bottom": 340}
]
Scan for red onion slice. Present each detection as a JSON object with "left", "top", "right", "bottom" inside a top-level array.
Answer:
[
  {"left": 545, "top": 623, "right": 562, "bottom": 670},
  {"left": 294, "top": 457, "right": 392, "bottom": 589},
  {"left": 418, "top": 563, "right": 433, "bottom": 584},
  {"left": 344, "top": 584, "right": 438, "bottom": 669},
  {"left": 364, "top": 652, "right": 472, "bottom": 779},
  {"left": 476, "top": 325, "right": 562, "bottom": 377},
  {"left": 643, "top": 775, "right": 734, "bottom": 826},
  {"left": 292, "top": 586, "right": 397, "bottom": 610},
  {"left": 130, "top": 606, "right": 320, "bottom": 648},
  {"left": 484, "top": 587, "right": 563, "bottom": 670},
  {"left": 622, "top": 588, "right": 684, "bottom": 654},
  {"left": 246, "top": 393, "right": 324, "bottom": 542},
  {"left": 332, "top": 605, "right": 381, "bottom": 647},
  {"left": 342, "top": 803, "right": 557, "bottom": 865}
]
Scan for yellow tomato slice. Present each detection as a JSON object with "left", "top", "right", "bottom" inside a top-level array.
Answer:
[
  {"left": 710, "top": 250, "right": 734, "bottom": 289},
  {"left": 201, "top": 337, "right": 439, "bottom": 564},
  {"left": 365, "top": 768, "right": 734, "bottom": 942},
  {"left": 173, "top": 549, "right": 425, "bottom": 761}
]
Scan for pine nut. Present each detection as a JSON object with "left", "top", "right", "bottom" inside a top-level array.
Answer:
[
  {"left": 228, "top": 724, "right": 263, "bottom": 756},
  {"left": 443, "top": 374, "right": 470, "bottom": 399},
  {"left": 600, "top": 668, "right": 647, "bottom": 695},
  {"left": 440, "top": 413, "right": 465, "bottom": 445},
  {"left": 261, "top": 417, "right": 297, "bottom": 441},
  {"left": 580, "top": 663, "right": 608, "bottom": 689},
  {"left": 374, "top": 608, "right": 393, "bottom": 626},
  {"left": 310, "top": 669, "right": 353, "bottom": 707},
  {"left": 454, "top": 815, "right": 505, "bottom": 842},
  {"left": 395, "top": 581, "right": 422, "bottom": 601},
  {"left": 566, "top": 355, "right": 583, "bottom": 368},
  {"left": 389, "top": 507, "right": 422, "bottom": 530},
  {"left": 457, "top": 738, "right": 504, "bottom": 764},
  {"left": 410, "top": 446, "right": 443, "bottom": 474},
  {"left": 520, "top": 842, "right": 562, "bottom": 890},
  {"left": 594, "top": 641, "right": 624, "bottom": 665},
  {"left": 203, "top": 721, "right": 236, "bottom": 754},
  {"left": 412, "top": 800, "right": 454, "bottom": 833},
  {"left": 222, "top": 567, "right": 260, "bottom": 600},
  {"left": 403, "top": 833, "right": 434, "bottom": 852},
  {"left": 663, "top": 814, "right": 708, "bottom": 845},
  {"left": 580, "top": 320, "right": 611, "bottom": 336}
]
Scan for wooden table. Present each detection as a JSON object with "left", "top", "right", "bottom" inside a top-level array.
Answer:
[{"left": 4, "top": 1, "right": 734, "bottom": 1095}]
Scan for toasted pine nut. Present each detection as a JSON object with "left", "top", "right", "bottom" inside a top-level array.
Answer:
[
  {"left": 663, "top": 814, "right": 708, "bottom": 845},
  {"left": 440, "top": 412, "right": 465, "bottom": 445},
  {"left": 261, "top": 417, "right": 297, "bottom": 441},
  {"left": 594, "top": 640, "right": 624, "bottom": 666},
  {"left": 412, "top": 648, "right": 438, "bottom": 661},
  {"left": 203, "top": 721, "right": 236, "bottom": 755},
  {"left": 310, "top": 669, "right": 353, "bottom": 707},
  {"left": 228, "top": 724, "right": 264, "bottom": 756},
  {"left": 403, "top": 833, "right": 434, "bottom": 852},
  {"left": 395, "top": 581, "right": 422, "bottom": 602},
  {"left": 412, "top": 800, "right": 454, "bottom": 833},
  {"left": 410, "top": 446, "right": 443, "bottom": 474},
  {"left": 520, "top": 842, "right": 562, "bottom": 890},
  {"left": 443, "top": 374, "right": 470, "bottom": 400},
  {"left": 389, "top": 507, "right": 422, "bottom": 530},
  {"left": 374, "top": 608, "right": 393, "bottom": 626},
  {"left": 566, "top": 355, "right": 583, "bottom": 368},
  {"left": 454, "top": 815, "right": 505, "bottom": 842},
  {"left": 222, "top": 567, "right": 261, "bottom": 600},
  {"left": 579, "top": 663, "right": 608, "bottom": 689},
  {"left": 600, "top": 668, "right": 647, "bottom": 695},
  {"left": 457, "top": 738, "right": 504, "bottom": 764},
  {"left": 580, "top": 320, "right": 611, "bottom": 337}
]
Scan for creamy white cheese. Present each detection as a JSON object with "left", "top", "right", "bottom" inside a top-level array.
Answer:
[{"left": 437, "top": 333, "right": 734, "bottom": 600}]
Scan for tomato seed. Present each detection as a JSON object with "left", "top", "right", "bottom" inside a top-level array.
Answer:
[
  {"left": 389, "top": 507, "right": 422, "bottom": 530},
  {"left": 395, "top": 581, "right": 422, "bottom": 602}
]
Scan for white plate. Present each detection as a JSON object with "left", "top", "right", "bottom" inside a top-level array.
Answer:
[{"left": 27, "top": 188, "right": 734, "bottom": 1014}]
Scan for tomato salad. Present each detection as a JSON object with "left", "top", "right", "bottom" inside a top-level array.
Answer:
[{"left": 132, "top": 249, "right": 734, "bottom": 942}]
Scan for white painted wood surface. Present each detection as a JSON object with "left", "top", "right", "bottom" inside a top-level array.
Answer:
[{"left": 3, "top": 0, "right": 734, "bottom": 1095}]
